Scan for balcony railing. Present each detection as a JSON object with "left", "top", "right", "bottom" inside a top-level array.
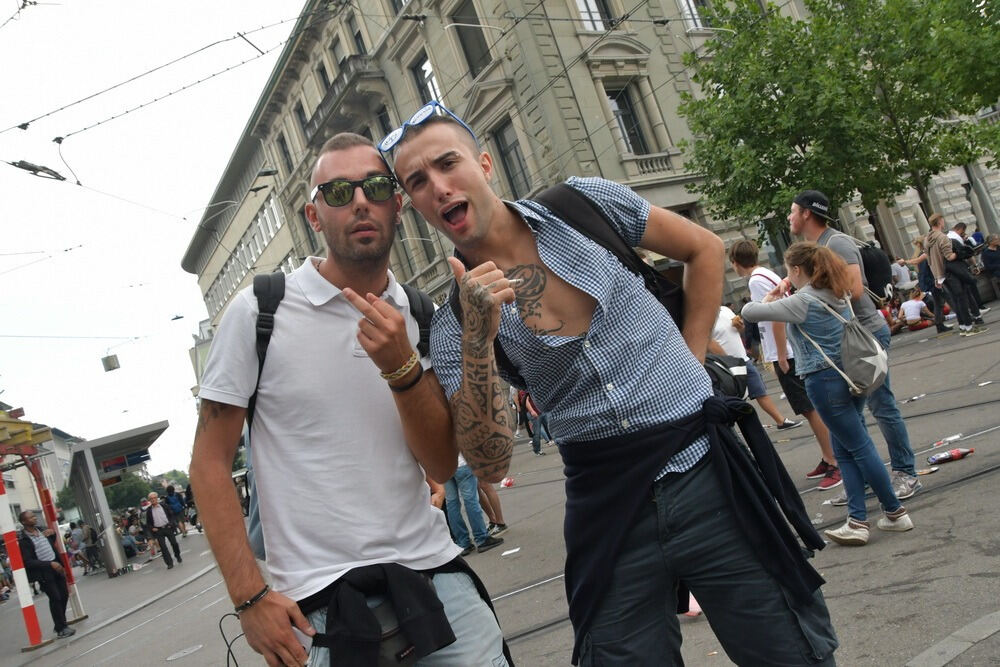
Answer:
[
  {"left": 621, "top": 150, "right": 676, "bottom": 178},
  {"left": 304, "top": 55, "right": 382, "bottom": 147}
]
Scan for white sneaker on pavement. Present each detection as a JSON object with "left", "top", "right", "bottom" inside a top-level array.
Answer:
[
  {"left": 825, "top": 518, "right": 870, "bottom": 546},
  {"left": 877, "top": 507, "right": 914, "bottom": 532}
]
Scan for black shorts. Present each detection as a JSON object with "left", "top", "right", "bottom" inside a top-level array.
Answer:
[{"left": 772, "top": 359, "right": 815, "bottom": 415}]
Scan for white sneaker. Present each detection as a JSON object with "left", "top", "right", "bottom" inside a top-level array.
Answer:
[
  {"left": 824, "top": 518, "right": 870, "bottom": 545},
  {"left": 877, "top": 508, "right": 914, "bottom": 532}
]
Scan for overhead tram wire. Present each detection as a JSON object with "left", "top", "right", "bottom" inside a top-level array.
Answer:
[
  {"left": 56, "top": 38, "right": 287, "bottom": 140},
  {"left": 0, "top": 7, "right": 333, "bottom": 135}
]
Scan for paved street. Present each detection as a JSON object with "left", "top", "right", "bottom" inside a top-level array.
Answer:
[{"left": 3, "top": 311, "right": 999, "bottom": 666}]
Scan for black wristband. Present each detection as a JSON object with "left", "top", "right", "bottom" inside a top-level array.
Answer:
[
  {"left": 388, "top": 363, "right": 424, "bottom": 393},
  {"left": 234, "top": 584, "right": 270, "bottom": 614}
]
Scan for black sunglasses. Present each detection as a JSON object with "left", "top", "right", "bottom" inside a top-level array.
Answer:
[{"left": 309, "top": 175, "right": 397, "bottom": 208}]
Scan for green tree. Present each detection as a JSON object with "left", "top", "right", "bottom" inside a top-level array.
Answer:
[
  {"left": 678, "top": 0, "right": 1000, "bottom": 234},
  {"left": 154, "top": 468, "right": 190, "bottom": 489},
  {"left": 56, "top": 484, "right": 77, "bottom": 511},
  {"left": 103, "top": 472, "right": 154, "bottom": 512}
]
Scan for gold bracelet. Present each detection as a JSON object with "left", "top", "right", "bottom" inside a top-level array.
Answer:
[{"left": 380, "top": 351, "right": 419, "bottom": 381}]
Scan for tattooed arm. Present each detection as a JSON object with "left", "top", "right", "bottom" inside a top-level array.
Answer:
[
  {"left": 190, "top": 399, "right": 314, "bottom": 664},
  {"left": 447, "top": 257, "right": 517, "bottom": 483}
]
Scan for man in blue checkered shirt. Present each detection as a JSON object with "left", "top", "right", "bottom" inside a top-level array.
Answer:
[{"left": 389, "top": 111, "right": 837, "bottom": 666}]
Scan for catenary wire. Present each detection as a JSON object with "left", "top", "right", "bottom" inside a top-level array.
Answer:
[{"left": 0, "top": 8, "right": 332, "bottom": 135}]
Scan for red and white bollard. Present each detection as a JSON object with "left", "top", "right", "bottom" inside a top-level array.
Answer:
[{"left": 0, "top": 479, "right": 48, "bottom": 648}]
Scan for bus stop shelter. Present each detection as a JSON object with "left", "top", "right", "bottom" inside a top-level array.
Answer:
[{"left": 69, "top": 421, "right": 169, "bottom": 576}]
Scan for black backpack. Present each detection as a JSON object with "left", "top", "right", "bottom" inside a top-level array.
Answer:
[
  {"left": 447, "top": 183, "right": 746, "bottom": 398},
  {"left": 247, "top": 271, "right": 435, "bottom": 427},
  {"left": 826, "top": 232, "right": 894, "bottom": 307}
]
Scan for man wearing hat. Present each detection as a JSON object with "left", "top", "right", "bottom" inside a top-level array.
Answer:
[{"left": 787, "top": 190, "right": 921, "bottom": 503}]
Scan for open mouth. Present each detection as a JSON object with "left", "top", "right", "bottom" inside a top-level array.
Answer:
[{"left": 442, "top": 202, "right": 468, "bottom": 226}]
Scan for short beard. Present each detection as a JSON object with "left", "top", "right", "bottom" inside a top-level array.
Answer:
[{"left": 324, "top": 215, "right": 397, "bottom": 266}]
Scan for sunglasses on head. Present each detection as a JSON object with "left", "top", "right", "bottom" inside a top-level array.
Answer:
[
  {"left": 377, "top": 99, "right": 478, "bottom": 155},
  {"left": 309, "top": 174, "right": 397, "bottom": 207}
]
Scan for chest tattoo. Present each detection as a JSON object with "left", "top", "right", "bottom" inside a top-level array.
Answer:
[{"left": 506, "top": 263, "right": 565, "bottom": 335}]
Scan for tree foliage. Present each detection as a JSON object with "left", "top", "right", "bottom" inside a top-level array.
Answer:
[
  {"left": 56, "top": 484, "right": 77, "bottom": 511},
  {"left": 154, "top": 468, "right": 190, "bottom": 489},
  {"left": 678, "top": 0, "right": 1000, "bottom": 236},
  {"left": 104, "top": 472, "right": 154, "bottom": 512}
]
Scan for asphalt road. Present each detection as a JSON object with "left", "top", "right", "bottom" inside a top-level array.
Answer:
[{"left": 5, "top": 311, "right": 999, "bottom": 667}]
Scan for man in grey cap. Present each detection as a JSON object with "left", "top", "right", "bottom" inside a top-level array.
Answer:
[{"left": 786, "top": 190, "right": 922, "bottom": 503}]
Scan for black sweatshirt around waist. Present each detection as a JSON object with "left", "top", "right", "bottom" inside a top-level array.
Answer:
[{"left": 558, "top": 394, "right": 826, "bottom": 664}]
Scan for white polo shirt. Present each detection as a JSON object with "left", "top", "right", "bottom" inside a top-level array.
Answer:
[{"left": 199, "top": 260, "right": 458, "bottom": 601}]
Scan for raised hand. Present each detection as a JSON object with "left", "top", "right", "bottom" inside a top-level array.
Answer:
[
  {"left": 447, "top": 256, "right": 518, "bottom": 353},
  {"left": 342, "top": 287, "right": 416, "bottom": 376}
]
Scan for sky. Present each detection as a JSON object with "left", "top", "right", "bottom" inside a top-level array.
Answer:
[{"left": 0, "top": 1, "right": 304, "bottom": 475}]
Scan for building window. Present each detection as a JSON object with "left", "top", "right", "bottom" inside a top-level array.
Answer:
[
  {"left": 358, "top": 126, "right": 373, "bottom": 141},
  {"left": 347, "top": 15, "right": 365, "bottom": 54},
  {"left": 679, "top": 0, "right": 712, "bottom": 30},
  {"left": 376, "top": 106, "right": 393, "bottom": 136},
  {"left": 606, "top": 87, "right": 649, "bottom": 155},
  {"left": 330, "top": 37, "right": 346, "bottom": 69},
  {"left": 316, "top": 62, "right": 331, "bottom": 90},
  {"left": 389, "top": 0, "right": 404, "bottom": 13},
  {"left": 577, "top": 0, "right": 614, "bottom": 31},
  {"left": 450, "top": 0, "right": 491, "bottom": 79},
  {"left": 294, "top": 102, "right": 308, "bottom": 136},
  {"left": 277, "top": 133, "right": 294, "bottom": 173},
  {"left": 493, "top": 119, "right": 530, "bottom": 198},
  {"left": 411, "top": 53, "right": 442, "bottom": 102}
]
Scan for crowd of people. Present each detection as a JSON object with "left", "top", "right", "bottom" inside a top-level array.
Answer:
[
  {"left": 184, "top": 99, "right": 996, "bottom": 667},
  {"left": 2, "top": 482, "right": 202, "bottom": 642}
]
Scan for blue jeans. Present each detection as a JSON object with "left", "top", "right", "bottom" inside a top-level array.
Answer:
[
  {"left": 580, "top": 457, "right": 837, "bottom": 666},
  {"left": 444, "top": 465, "right": 488, "bottom": 548},
  {"left": 805, "top": 367, "right": 902, "bottom": 522},
  {"left": 867, "top": 325, "right": 916, "bottom": 476},
  {"left": 530, "top": 413, "right": 551, "bottom": 453},
  {"left": 306, "top": 571, "right": 508, "bottom": 666}
]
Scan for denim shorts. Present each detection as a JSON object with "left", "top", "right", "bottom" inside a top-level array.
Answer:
[{"left": 745, "top": 358, "right": 768, "bottom": 399}]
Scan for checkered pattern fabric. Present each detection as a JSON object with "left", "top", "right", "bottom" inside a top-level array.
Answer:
[{"left": 430, "top": 177, "right": 712, "bottom": 477}]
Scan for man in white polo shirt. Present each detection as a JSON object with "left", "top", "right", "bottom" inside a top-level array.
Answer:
[{"left": 191, "top": 133, "right": 508, "bottom": 667}]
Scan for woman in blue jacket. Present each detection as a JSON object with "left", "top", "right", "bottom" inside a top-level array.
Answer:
[{"left": 742, "top": 242, "right": 914, "bottom": 546}]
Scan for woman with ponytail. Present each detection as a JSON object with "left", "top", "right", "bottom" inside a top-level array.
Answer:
[{"left": 742, "top": 242, "right": 914, "bottom": 546}]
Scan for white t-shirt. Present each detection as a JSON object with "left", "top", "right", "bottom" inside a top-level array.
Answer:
[
  {"left": 199, "top": 260, "right": 458, "bottom": 601},
  {"left": 747, "top": 267, "right": 795, "bottom": 363},
  {"left": 900, "top": 299, "right": 926, "bottom": 322},
  {"left": 711, "top": 306, "right": 748, "bottom": 360},
  {"left": 891, "top": 262, "right": 910, "bottom": 285}
]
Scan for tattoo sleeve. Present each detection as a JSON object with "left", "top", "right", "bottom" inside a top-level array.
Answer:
[{"left": 451, "top": 276, "right": 514, "bottom": 479}]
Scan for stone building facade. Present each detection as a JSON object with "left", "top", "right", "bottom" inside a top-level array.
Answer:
[{"left": 181, "top": 0, "right": 1000, "bottom": 351}]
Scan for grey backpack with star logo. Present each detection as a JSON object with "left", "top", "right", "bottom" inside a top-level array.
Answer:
[{"left": 797, "top": 293, "right": 888, "bottom": 396}]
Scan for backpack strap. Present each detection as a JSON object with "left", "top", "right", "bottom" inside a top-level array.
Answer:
[
  {"left": 400, "top": 282, "right": 434, "bottom": 358},
  {"left": 248, "top": 271, "right": 285, "bottom": 429},
  {"left": 795, "top": 292, "right": 861, "bottom": 394},
  {"left": 534, "top": 183, "right": 661, "bottom": 297}
]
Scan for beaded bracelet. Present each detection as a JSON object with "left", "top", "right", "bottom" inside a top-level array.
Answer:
[
  {"left": 388, "top": 364, "right": 424, "bottom": 393},
  {"left": 380, "top": 351, "right": 418, "bottom": 381}
]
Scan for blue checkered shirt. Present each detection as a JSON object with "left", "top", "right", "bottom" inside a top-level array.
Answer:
[{"left": 430, "top": 177, "right": 712, "bottom": 478}]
